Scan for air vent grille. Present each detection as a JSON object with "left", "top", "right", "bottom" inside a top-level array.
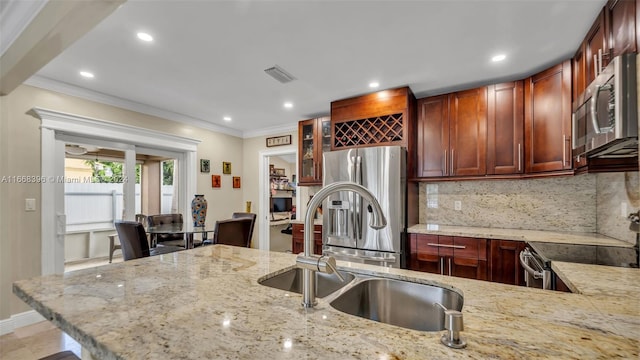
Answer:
[{"left": 264, "top": 65, "right": 297, "bottom": 83}]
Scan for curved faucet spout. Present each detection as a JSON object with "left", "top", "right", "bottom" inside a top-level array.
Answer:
[{"left": 297, "top": 181, "right": 387, "bottom": 308}]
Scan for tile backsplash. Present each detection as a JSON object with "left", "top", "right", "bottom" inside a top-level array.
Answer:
[{"left": 419, "top": 175, "right": 597, "bottom": 233}]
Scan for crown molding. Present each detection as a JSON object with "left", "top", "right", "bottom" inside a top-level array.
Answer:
[
  {"left": 0, "top": 0, "right": 47, "bottom": 56},
  {"left": 24, "top": 75, "right": 245, "bottom": 138},
  {"left": 242, "top": 123, "right": 298, "bottom": 139}
]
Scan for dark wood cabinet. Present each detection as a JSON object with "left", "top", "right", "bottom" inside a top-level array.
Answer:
[
  {"left": 606, "top": 0, "right": 637, "bottom": 59},
  {"left": 291, "top": 223, "right": 322, "bottom": 255},
  {"left": 449, "top": 87, "right": 487, "bottom": 176},
  {"left": 524, "top": 60, "right": 572, "bottom": 174},
  {"left": 487, "top": 81, "right": 524, "bottom": 175},
  {"left": 298, "top": 117, "right": 330, "bottom": 186},
  {"left": 572, "top": 44, "right": 587, "bottom": 101},
  {"left": 330, "top": 87, "right": 416, "bottom": 150},
  {"left": 408, "top": 234, "right": 488, "bottom": 281},
  {"left": 416, "top": 95, "right": 449, "bottom": 177},
  {"left": 490, "top": 239, "right": 527, "bottom": 286},
  {"left": 416, "top": 87, "right": 487, "bottom": 178},
  {"left": 585, "top": 9, "right": 609, "bottom": 86}
]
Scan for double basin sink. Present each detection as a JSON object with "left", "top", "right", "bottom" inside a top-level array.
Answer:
[{"left": 258, "top": 267, "right": 463, "bottom": 332}]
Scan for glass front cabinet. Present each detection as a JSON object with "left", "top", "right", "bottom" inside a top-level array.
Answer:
[{"left": 298, "top": 117, "right": 330, "bottom": 186}]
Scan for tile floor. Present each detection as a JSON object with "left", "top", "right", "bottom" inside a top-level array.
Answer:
[{"left": 0, "top": 320, "right": 81, "bottom": 360}]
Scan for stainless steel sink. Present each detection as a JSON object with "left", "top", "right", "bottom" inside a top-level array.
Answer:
[
  {"left": 329, "top": 278, "right": 463, "bottom": 331},
  {"left": 259, "top": 268, "right": 355, "bottom": 298}
]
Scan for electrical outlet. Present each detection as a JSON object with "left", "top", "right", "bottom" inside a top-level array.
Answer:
[
  {"left": 25, "top": 198, "right": 36, "bottom": 211},
  {"left": 454, "top": 201, "right": 462, "bottom": 211}
]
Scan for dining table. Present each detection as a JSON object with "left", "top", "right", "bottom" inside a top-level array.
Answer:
[{"left": 146, "top": 223, "right": 216, "bottom": 248}]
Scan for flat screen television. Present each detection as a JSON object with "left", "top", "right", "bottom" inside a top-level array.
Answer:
[{"left": 271, "top": 197, "right": 293, "bottom": 212}]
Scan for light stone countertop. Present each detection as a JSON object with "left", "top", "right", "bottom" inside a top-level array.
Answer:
[
  {"left": 13, "top": 245, "right": 639, "bottom": 359},
  {"left": 408, "top": 224, "right": 634, "bottom": 247},
  {"left": 289, "top": 219, "right": 323, "bottom": 225}
]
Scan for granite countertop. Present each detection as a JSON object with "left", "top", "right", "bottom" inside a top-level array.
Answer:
[
  {"left": 289, "top": 219, "right": 323, "bottom": 225},
  {"left": 408, "top": 224, "right": 634, "bottom": 247},
  {"left": 13, "top": 245, "right": 639, "bottom": 359}
]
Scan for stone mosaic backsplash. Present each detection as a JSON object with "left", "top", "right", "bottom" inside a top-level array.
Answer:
[{"left": 419, "top": 175, "right": 597, "bottom": 233}]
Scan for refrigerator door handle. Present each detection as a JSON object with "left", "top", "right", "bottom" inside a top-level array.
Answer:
[{"left": 354, "top": 155, "right": 363, "bottom": 241}]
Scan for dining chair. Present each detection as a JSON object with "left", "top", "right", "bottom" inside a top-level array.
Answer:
[
  {"left": 231, "top": 212, "right": 256, "bottom": 243},
  {"left": 107, "top": 214, "right": 148, "bottom": 263},
  {"left": 115, "top": 221, "right": 183, "bottom": 260},
  {"left": 209, "top": 218, "right": 254, "bottom": 247},
  {"left": 146, "top": 213, "right": 185, "bottom": 247}
]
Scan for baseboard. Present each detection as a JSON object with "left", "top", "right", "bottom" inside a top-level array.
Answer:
[{"left": 0, "top": 310, "right": 46, "bottom": 335}]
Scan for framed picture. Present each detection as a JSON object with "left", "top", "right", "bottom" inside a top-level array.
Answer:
[
  {"left": 222, "top": 161, "right": 232, "bottom": 174},
  {"left": 273, "top": 168, "right": 285, "bottom": 176},
  {"left": 200, "top": 159, "right": 210, "bottom": 173},
  {"left": 266, "top": 135, "right": 292, "bottom": 147},
  {"left": 211, "top": 175, "right": 221, "bottom": 188},
  {"left": 232, "top": 176, "right": 241, "bottom": 189}
]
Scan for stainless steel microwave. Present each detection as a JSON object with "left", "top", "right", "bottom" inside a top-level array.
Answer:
[{"left": 572, "top": 53, "right": 638, "bottom": 159}]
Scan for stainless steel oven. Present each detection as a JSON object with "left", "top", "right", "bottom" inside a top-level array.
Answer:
[{"left": 572, "top": 53, "right": 638, "bottom": 160}]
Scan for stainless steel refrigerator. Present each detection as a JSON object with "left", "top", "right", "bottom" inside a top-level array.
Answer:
[{"left": 322, "top": 145, "right": 405, "bottom": 268}]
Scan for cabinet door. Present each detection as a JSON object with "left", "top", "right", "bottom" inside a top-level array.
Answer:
[
  {"left": 585, "top": 9, "right": 608, "bottom": 85},
  {"left": 607, "top": 0, "right": 637, "bottom": 59},
  {"left": 292, "top": 224, "right": 304, "bottom": 254},
  {"left": 450, "top": 237, "right": 488, "bottom": 281},
  {"left": 490, "top": 239, "right": 526, "bottom": 286},
  {"left": 449, "top": 87, "right": 487, "bottom": 176},
  {"left": 408, "top": 234, "right": 441, "bottom": 274},
  {"left": 316, "top": 117, "right": 331, "bottom": 183},
  {"left": 416, "top": 95, "right": 450, "bottom": 177},
  {"left": 487, "top": 82, "right": 524, "bottom": 175},
  {"left": 573, "top": 45, "right": 586, "bottom": 101},
  {"left": 524, "top": 60, "right": 572, "bottom": 173}
]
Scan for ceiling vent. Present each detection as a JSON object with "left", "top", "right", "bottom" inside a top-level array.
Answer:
[{"left": 264, "top": 65, "right": 297, "bottom": 83}]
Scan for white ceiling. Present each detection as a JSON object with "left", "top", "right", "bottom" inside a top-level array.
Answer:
[{"left": 27, "top": 0, "right": 606, "bottom": 138}]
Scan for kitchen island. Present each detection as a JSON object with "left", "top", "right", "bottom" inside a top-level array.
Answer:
[{"left": 13, "top": 245, "right": 639, "bottom": 359}]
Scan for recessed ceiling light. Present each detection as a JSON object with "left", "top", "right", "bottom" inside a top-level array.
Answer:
[
  {"left": 137, "top": 32, "right": 153, "bottom": 42},
  {"left": 491, "top": 54, "right": 506, "bottom": 62},
  {"left": 80, "top": 71, "right": 94, "bottom": 78},
  {"left": 369, "top": 81, "right": 379, "bottom": 88},
  {"left": 283, "top": 102, "right": 293, "bottom": 109},
  {"left": 223, "top": 116, "right": 232, "bottom": 122}
]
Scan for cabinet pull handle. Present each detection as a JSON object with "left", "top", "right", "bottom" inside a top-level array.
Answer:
[
  {"left": 450, "top": 148, "right": 454, "bottom": 176},
  {"left": 440, "top": 257, "right": 444, "bottom": 275},
  {"left": 443, "top": 150, "right": 447, "bottom": 176},
  {"left": 448, "top": 258, "right": 452, "bottom": 276},
  {"left": 518, "top": 143, "right": 522, "bottom": 172},
  {"left": 562, "top": 134, "right": 566, "bottom": 166},
  {"left": 427, "top": 243, "right": 466, "bottom": 249},
  {"left": 299, "top": 230, "right": 322, "bottom": 234}
]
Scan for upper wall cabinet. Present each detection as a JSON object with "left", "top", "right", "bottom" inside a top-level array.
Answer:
[
  {"left": 298, "top": 117, "right": 331, "bottom": 186},
  {"left": 417, "top": 83, "right": 524, "bottom": 178},
  {"left": 330, "top": 87, "right": 416, "bottom": 150},
  {"left": 524, "top": 60, "right": 573, "bottom": 174},
  {"left": 607, "top": 0, "right": 638, "bottom": 58},
  {"left": 487, "top": 81, "right": 524, "bottom": 175},
  {"left": 573, "top": 0, "right": 638, "bottom": 100}
]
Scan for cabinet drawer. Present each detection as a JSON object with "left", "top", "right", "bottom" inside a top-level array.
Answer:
[
  {"left": 453, "top": 237, "right": 487, "bottom": 260},
  {"left": 292, "top": 224, "right": 322, "bottom": 241}
]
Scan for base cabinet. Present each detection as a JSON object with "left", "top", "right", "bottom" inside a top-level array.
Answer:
[
  {"left": 410, "top": 234, "right": 528, "bottom": 286},
  {"left": 408, "top": 234, "right": 488, "bottom": 281},
  {"left": 292, "top": 224, "right": 322, "bottom": 255},
  {"left": 489, "top": 239, "right": 527, "bottom": 286}
]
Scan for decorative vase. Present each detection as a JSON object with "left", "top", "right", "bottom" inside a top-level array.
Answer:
[{"left": 191, "top": 194, "right": 208, "bottom": 226}]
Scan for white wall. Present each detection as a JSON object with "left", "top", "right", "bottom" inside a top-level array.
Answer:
[{"left": 0, "top": 84, "right": 244, "bottom": 320}]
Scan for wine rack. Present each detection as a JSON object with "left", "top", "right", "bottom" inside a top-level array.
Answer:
[{"left": 333, "top": 113, "right": 404, "bottom": 148}]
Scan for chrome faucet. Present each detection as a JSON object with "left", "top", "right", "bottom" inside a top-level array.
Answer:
[{"left": 296, "top": 181, "right": 387, "bottom": 308}]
